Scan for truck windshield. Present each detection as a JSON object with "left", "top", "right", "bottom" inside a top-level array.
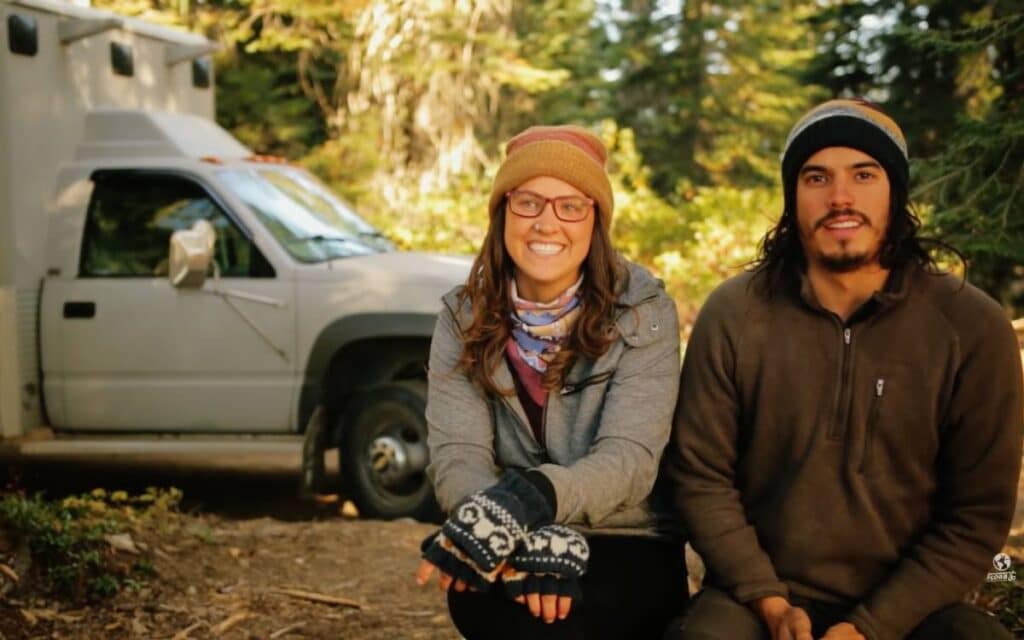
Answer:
[{"left": 216, "top": 167, "right": 393, "bottom": 262}]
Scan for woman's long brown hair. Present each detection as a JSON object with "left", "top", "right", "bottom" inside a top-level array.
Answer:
[{"left": 455, "top": 198, "right": 625, "bottom": 397}]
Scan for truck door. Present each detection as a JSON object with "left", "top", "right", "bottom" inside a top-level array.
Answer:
[{"left": 42, "top": 170, "right": 296, "bottom": 432}]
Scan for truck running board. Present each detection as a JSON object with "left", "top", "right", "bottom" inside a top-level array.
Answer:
[{"left": 0, "top": 429, "right": 303, "bottom": 472}]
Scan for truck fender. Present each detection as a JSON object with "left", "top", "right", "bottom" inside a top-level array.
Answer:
[{"left": 298, "top": 312, "right": 438, "bottom": 431}]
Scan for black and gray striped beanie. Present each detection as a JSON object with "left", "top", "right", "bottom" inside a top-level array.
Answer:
[{"left": 781, "top": 99, "right": 909, "bottom": 211}]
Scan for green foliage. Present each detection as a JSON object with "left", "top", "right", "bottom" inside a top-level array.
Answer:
[
  {"left": 919, "top": 115, "right": 1024, "bottom": 304},
  {"left": 88, "top": 0, "right": 1023, "bottom": 317},
  {"left": 905, "top": 3, "right": 1024, "bottom": 310},
  {"left": 598, "top": 1, "right": 825, "bottom": 193},
  {"left": 971, "top": 578, "right": 1024, "bottom": 636},
  {"left": 216, "top": 56, "right": 327, "bottom": 157},
  {"left": 805, "top": 0, "right": 966, "bottom": 159},
  {"left": 511, "top": 2, "right": 606, "bottom": 129},
  {"left": 608, "top": 119, "right": 777, "bottom": 327},
  {"left": 322, "top": 168, "right": 491, "bottom": 256},
  {"left": 653, "top": 188, "right": 778, "bottom": 332},
  {"left": 807, "top": 1, "right": 1024, "bottom": 312},
  {"left": 0, "top": 488, "right": 182, "bottom": 600}
]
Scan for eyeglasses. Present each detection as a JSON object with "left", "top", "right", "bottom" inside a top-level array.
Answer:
[{"left": 505, "top": 190, "right": 594, "bottom": 222}]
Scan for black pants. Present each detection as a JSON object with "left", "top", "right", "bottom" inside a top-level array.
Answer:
[
  {"left": 663, "top": 586, "right": 1012, "bottom": 640},
  {"left": 447, "top": 535, "right": 688, "bottom": 640}
]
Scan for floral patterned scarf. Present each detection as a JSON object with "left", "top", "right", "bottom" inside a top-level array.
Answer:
[{"left": 506, "top": 274, "right": 583, "bottom": 406}]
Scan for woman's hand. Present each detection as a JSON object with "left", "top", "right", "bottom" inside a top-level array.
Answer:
[
  {"left": 415, "top": 559, "right": 471, "bottom": 592},
  {"left": 499, "top": 525, "right": 586, "bottom": 623},
  {"left": 513, "top": 592, "right": 573, "bottom": 623},
  {"left": 420, "top": 530, "right": 504, "bottom": 592}
]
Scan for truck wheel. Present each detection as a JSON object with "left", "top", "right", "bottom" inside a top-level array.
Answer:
[{"left": 339, "top": 380, "right": 440, "bottom": 522}]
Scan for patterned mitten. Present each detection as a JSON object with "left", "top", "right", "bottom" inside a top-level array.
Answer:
[
  {"left": 441, "top": 470, "right": 555, "bottom": 572},
  {"left": 420, "top": 530, "right": 502, "bottom": 592},
  {"left": 500, "top": 524, "right": 589, "bottom": 602}
]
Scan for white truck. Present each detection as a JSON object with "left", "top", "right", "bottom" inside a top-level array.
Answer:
[{"left": 0, "top": 0, "right": 468, "bottom": 520}]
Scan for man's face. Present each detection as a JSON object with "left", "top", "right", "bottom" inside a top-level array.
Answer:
[{"left": 795, "top": 146, "right": 891, "bottom": 273}]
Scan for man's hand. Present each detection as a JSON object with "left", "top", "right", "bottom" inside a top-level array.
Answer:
[
  {"left": 752, "top": 596, "right": 813, "bottom": 640},
  {"left": 415, "top": 558, "right": 471, "bottom": 592},
  {"left": 820, "top": 622, "right": 865, "bottom": 640},
  {"left": 774, "top": 607, "right": 813, "bottom": 640},
  {"left": 513, "top": 593, "right": 573, "bottom": 623}
]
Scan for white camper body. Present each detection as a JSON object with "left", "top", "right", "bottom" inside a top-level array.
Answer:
[
  {"left": 0, "top": 0, "right": 466, "bottom": 521},
  {"left": 1, "top": 0, "right": 215, "bottom": 438}
]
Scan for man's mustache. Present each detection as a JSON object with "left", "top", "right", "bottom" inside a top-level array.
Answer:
[{"left": 814, "top": 208, "right": 870, "bottom": 231}]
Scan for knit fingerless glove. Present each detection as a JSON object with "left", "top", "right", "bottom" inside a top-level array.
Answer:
[
  {"left": 501, "top": 570, "right": 584, "bottom": 602},
  {"left": 420, "top": 531, "right": 503, "bottom": 592},
  {"left": 500, "top": 524, "right": 590, "bottom": 602},
  {"left": 441, "top": 470, "right": 555, "bottom": 572}
]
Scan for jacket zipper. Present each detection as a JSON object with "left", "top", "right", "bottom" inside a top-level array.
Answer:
[
  {"left": 859, "top": 378, "right": 885, "bottom": 472},
  {"left": 540, "top": 398, "right": 549, "bottom": 452},
  {"left": 828, "top": 326, "right": 854, "bottom": 440},
  {"left": 499, "top": 394, "right": 547, "bottom": 456}
]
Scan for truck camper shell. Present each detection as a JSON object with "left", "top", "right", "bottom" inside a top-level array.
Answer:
[
  {"left": 0, "top": 2, "right": 461, "bottom": 521},
  {"left": 75, "top": 109, "right": 250, "bottom": 161},
  {"left": 1, "top": 0, "right": 218, "bottom": 438}
]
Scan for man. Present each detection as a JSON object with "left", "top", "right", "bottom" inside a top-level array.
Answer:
[{"left": 663, "top": 99, "right": 1023, "bottom": 640}]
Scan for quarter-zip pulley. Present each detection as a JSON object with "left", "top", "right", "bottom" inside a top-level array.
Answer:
[{"left": 829, "top": 325, "right": 855, "bottom": 440}]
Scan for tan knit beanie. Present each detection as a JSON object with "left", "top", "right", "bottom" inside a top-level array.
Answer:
[{"left": 489, "top": 125, "right": 614, "bottom": 231}]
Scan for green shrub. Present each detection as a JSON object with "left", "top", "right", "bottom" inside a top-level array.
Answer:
[
  {"left": 0, "top": 487, "right": 181, "bottom": 601},
  {"left": 971, "top": 579, "right": 1024, "bottom": 636}
]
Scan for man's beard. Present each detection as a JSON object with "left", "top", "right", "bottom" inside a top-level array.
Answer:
[
  {"left": 812, "top": 208, "right": 878, "bottom": 273},
  {"left": 819, "top": 252, "right": 872, "bottom": 273}
]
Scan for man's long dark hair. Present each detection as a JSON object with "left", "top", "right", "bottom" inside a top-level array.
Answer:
[{"left": 748, "top": 177, "right": 964, "bottom": 294}]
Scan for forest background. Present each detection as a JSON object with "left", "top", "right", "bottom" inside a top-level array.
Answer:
[{"left": 94, "top": 0, "right": 1024, "bottom": 332}]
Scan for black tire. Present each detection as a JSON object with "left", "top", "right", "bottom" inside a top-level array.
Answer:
[{"left": 339, "top": 380, "right": 441, "bottom": 522}]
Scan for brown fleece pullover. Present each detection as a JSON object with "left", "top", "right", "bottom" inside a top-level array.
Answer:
[{"left": 664, "top": 264, "right": 1023, "bottom": 640}]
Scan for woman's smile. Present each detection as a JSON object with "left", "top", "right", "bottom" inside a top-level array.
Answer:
[{"left": 527, "top": 241, "right": 567, "bottom": 256}]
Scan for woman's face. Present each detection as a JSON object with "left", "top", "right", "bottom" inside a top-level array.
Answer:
[{"left": 503, "top": 175, "right": 595, "bottom": 302}]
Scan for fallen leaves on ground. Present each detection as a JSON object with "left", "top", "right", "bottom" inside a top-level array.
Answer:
[{"left": 0, "top": 515, "right": 458, "bottom": 639}]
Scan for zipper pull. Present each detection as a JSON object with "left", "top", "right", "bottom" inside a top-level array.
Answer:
[
  {"left": 844, "top": 328, "right": 851, "bottom": 345},
  {"left": 560, "top": 384, "right": 575, "bottom": 396},
  {"left": 876, "top": 378, "right": 885, "bottom": 397}
]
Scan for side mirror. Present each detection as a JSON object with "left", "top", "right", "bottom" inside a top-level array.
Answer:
[{"left": 169, "top": 219, "right": 216, "bottom": 288}]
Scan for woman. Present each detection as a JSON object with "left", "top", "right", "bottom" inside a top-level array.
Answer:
[{"left": 415, "top": 125, "right": 686, "bottom": 639}]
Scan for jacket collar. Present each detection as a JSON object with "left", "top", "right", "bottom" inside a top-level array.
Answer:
[
  {"left": 614, "top": 259, "right": 664, "bottom": 308},
  {"left": 795, "top": 260, "right": 915, "bottom": 318},
  {"left": 871, "top": 261, "right": 914, "bottom": 306}
]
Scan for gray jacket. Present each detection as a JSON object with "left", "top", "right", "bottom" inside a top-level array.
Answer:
[{"left": 425, "top": 260, "right": 681, "bottom": 536}]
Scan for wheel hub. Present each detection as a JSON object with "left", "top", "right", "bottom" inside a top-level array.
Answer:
[{"left": 368, "top": 432, "right": 428, "bottom": 490}]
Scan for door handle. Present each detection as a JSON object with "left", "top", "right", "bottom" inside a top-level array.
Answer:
[{"left": 63, "top": 302, "right": 95, "bottom": 319}]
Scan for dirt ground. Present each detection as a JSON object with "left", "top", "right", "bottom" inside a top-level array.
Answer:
[
  {"left": 0, "top": 511, "right": 459, "bottom": 640},
  {"left": 1, "top": 455, "right": 1023, "bottom": 640},
  {"left": 0, "top": 463, "right": 463, "bottom": 640},
  {"left": 3, "top": 510, "right": 1021, "bottom": 640}
]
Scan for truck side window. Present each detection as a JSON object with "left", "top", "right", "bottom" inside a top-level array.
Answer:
[{"left": 80, "top": 172, "right": 273, "bottom": 278}]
